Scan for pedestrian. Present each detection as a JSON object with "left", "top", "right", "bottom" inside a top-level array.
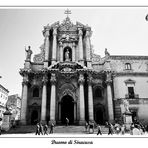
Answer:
[
  {"left": 35, "top": 123, "right": 40, "bottom": 135},
  {"left": 85, "top": 121, "right": 89, "bottom": 132},
  {"left": 97, "top": 124, "right": 102, "bottom": 135},
  {"left": 89, "top": 121, "right": 94, "bottom": 134},
  {"left": 108, "top": 123, "right": 113, "bottom": 135},
  {"left": 44, "top": 124, "right": 48, "bottom": 135},
  {"left": 121, "top": 124, "right": 125, "bottom": 135},
  {"left": 66, "top": 117, "right": 69, "bottom": 126},
  {"left": 39, "top": 123, "right": 44, "bottom": 135},
  {"left": 50, "top": 123, "right": 54, "bottom": 134}
]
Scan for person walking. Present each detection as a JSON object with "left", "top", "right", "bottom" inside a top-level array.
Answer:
[
  {"left": 85, "top": 121, "right": 89, "bottom": 132},
  {"left": 44, "top": 124, "right": 48, "bottom": 135},
  {"left": 35, "top": 123, "right": 40, "bottom": 135},
  {"left": 39, "top": 123, "right": 44, "bottom": 135},
  {"left": 97, "top": 124, "right": 102, "bottom": 135},
  {"left": 66, "top": 117, "right": 69, "bottom": 126},
  {"left": 108, "top": 123, "right": 113, "bottom": 135},
  {"left": 50, "top": 123, "right": 54, "bottom": 134}
]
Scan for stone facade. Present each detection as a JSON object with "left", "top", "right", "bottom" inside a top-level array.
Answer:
[{"left": 20, "top": 15, "right": 148, "bottom": 125}]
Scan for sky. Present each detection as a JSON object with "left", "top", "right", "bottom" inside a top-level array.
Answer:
[{"left": 1, "top": 7, "right": 148, "bottom": 95}]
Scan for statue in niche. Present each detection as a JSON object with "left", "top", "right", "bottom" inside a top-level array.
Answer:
[
  {"left": 25, "top": 46, "right": 33, "bottom": 61},
  {"left": 65, "top": 49, "right": 70, "bottom": 61},
  {"left": 123, "top": 99, "right": 130, "bottom": 113}
]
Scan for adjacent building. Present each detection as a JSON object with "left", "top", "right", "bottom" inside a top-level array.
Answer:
[
  {"left": 7, "top": 94, "right": 21, "bottom": 122},
  {"left": 0, "top": 84, "right": 9, "bottom": 118},
  {"left": 20, "top": 14, "right": 148, "bottom": 125}
]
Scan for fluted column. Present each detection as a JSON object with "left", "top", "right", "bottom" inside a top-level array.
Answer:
[
  {"left": 78, "top": 74, "right": 85, "bottom": 125},
  {"left": 59, "top": 43, "right": 63, "bottom": 62},
  {"left": 78, "top": 28, "right": 84, "bottom": 65},
  {"left": 20, "top": 76, "right": 29, "bottom": 125},
  {"left": 44, "top": 29, "right": 50, "bottom": 68},
  {"left": 50, "top": 73, "right": 56, "bottom": 124},
  {"left": 72, "top": 42, "right": 76, "bottom": 62},
  {"left": 52, "top": 28, "right": 57, "bottom": 64},
  {"left": 87, "top": 75, "right": 94, "bottom": 121},
  {"left": 41, "top": 74, "right": 48, "bottom": 123},
  {"left": 106, "top": 73, "right": 114, "bottom": 122},
  {"left": 85, "top": 29, "right": 92, "bottom": 68}
]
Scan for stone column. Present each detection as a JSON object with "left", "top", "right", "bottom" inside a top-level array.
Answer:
[
  {"left": 78, "top": 74, "right": 85, "bottom": 125},
  {"left": 50, "top": 73, "right": 56, "bottom": 124},
  {"left": 72, "top": 42, "right": 76, "bottom": 62},
  {"left": 106, "top": 73, "right": 114, "bottom": 122},
  {"left": 44, "top": 29, "right": 50, "bottom": 68},
  {"left": 52, "top": 28, "right": 57, "bottom": 64},
  {"left": 78, "top": 28, "right": 84, "bottom": 65},
  {"left": 87, "top": 75, "right": 94, "bottom": 121},
  {"left": 20, "top": 76, "right": 29, "bottom": 125},
  {"left": 85, "top": 29, "right": 92, "bottom": 68},
  {"left": 59, "top": 43, "right": 63, "bottom": 62},
  {"left": 41, "top": 75, "right": 48, "bottom": 123}
]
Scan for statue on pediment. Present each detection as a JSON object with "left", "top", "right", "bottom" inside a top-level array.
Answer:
[{"left": 25, "top": 46, "right": 33, "bottom": 61}]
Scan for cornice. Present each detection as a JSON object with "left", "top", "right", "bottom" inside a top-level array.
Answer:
[{"left": 110, "top": 55, "right": 148, "bottom": 60}]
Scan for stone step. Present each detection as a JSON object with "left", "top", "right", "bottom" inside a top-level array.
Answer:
[{"left": 4, "top": 125, "right": 109, "bottom": 134}]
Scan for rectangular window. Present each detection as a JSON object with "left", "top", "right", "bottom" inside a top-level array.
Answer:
[
  {"left": 128, "top": 87, "right": 135, "bottom": 98},
  {"left": 125, "top": 63, "right": 131, "bottom": 70}
]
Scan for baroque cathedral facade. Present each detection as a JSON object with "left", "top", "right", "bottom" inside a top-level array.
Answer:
[{"left": 20, "top": 14, "right": 148, "bottom": 125}]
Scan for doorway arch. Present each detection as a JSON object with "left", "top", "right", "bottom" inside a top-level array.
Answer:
[
  {"left": 61, "top": 95, "right": 74, "bottom": 124},
  {"left": 31, "top": 110, "right": 38, "bottom": 125}
]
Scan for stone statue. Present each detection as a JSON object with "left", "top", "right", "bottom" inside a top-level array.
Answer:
[
  {"left": 25, "top": 46, "right": 33, "bottom": 61},
  {"left": 123, "top": 99, "right": 130, "bottom": 113},
  {"left": 65, "top": 49, "right": 70, "bottom": 61},
  {"left": 105, "top": 48, "right": 110, "bottom": 57}
]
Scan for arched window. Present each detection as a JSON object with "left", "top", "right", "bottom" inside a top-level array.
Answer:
[
  {"left": 33, "top": 87, "right": 39, "bottom": 97},
  {"left": 125, "top": 63, "right": 132, "bottom": 70},
  {"left": 95, "top": 87, "right": 102, "bottom": 98}
]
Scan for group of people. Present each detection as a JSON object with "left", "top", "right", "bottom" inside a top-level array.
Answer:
[
  {"left": 35, "top": 122, "right": 54, "bottom": 135},
  {"left": 84, "top": 120, "right": 148, "bottom": 135}
]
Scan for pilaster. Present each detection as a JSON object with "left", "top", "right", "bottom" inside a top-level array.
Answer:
[
  {"left": 87, "top": 75, "right": 94, "bottom": 122},
  {"left": 78, "top": 73, "right": 85, "bottom": 125},
  {"left": 41, "top": 74, "right": 48, "bottom": 123},
  {"left": 44, "top": 28, "right": 50, "bottom": 68},
  {"left": 50, "top": 73, "right": 56, "bottom": 124},
  {"left": 20, "top": 76, "right": 29, "bottom": 125},
  {"left": 78, "top": 28, "right": 84, "bottom": 66},
  {"left": 52, "top": 28, "right": 57, "bottom": 64}
]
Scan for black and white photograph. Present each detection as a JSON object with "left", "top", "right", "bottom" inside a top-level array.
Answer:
[{"left": 0, "top": 5, "right": 148, "bottom": 147}]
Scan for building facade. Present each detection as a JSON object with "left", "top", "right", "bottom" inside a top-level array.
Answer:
[
  {"left": 7, "top": 94, "right": 21, "bottom": 121},
  {"left": 20, "top": 15, "right": 148, "bottom": 125},
  {"left": 0, "top": 84, "right": 9, "bottom": 118}
]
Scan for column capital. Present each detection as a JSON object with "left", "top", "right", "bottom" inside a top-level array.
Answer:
[
  {"left": 87, "top": 75, "right": 93, "bottom": 84},
  {"left": 78, "top": 29, "right": 83, "bottom": 36},
  {"left": 105, "top": 79, "right": 112, "bottom": 85},
  {"left": 85, "top": 30, "right": 91, "bottom": 38},
  {"left": 59, "top": 42, "right": 63, "bottom": 47},
  {"left": 72, "top": 42, "right": 76, "bottom": 47},
  {"left": 78, "top": 74, "right": 85, "bottom": 84},
  {"left": 50, "top": 73, "right": 56, "bottom": 84},
  {"left": 22, "top": 80, "right": 29, "bottom": 86},
  {"left": 53, "top": 27, "right": 57, "bottom": 36},
  {"left": 42, "top": 75, "right": 48, "bottom": 85}
]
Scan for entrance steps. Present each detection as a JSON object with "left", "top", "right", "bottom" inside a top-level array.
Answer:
[{"left": 4, "top": 125, "right": 109, "bottom": 134}]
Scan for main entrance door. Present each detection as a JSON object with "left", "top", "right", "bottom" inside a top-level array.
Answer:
[
  {"left": 31, "top": 110, "right": 38, "bottom": 125},
  {"left": 61, "top": 95, "right": 74, "bottom": 125}
]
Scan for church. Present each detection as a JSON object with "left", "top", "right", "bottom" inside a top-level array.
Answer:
[{"left": 20, "top": 10, "right": 148, "bottom": 125}]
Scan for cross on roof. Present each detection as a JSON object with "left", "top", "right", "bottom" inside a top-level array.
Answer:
[{"left": 64, "top": 9, "right": 71, "bottom": 17}]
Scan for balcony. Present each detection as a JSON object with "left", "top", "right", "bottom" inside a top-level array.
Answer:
[{"left": 125, "top": 94, "right": 139, "bottom": 99}]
